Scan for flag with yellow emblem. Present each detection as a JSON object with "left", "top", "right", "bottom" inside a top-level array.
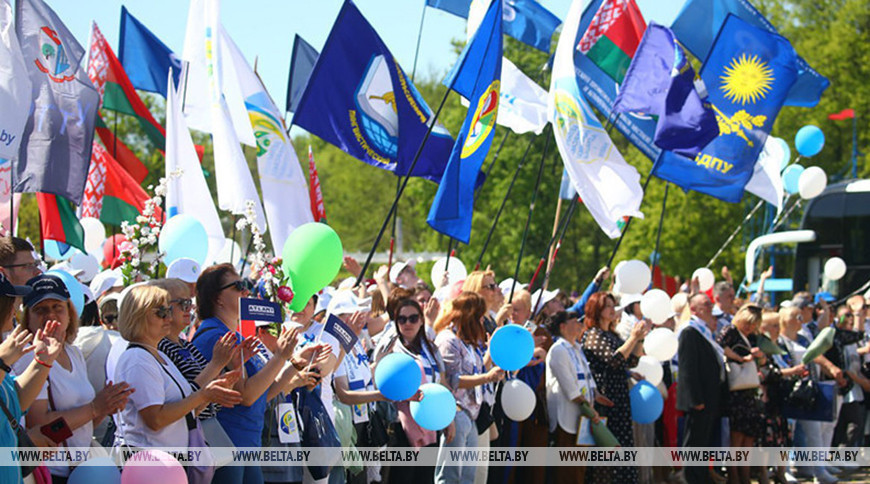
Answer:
[{"left": 652, "top": 14, "right": 799, "bottom": 203}]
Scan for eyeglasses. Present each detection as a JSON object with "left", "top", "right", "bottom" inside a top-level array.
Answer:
[
  {"left": 103, "top": 314, "right": 118, "bottom": 324},
  {"left": 396, "top": 314, "right": 421, "bottom": 325},
  {"left": 154, "top": 306, "right": 173, "bottom": 319},
  {"left": 3, "top": 261, "right": 41, "bottom": 270},
  {"left": 170, "top": 298, "right": 193, "bottom": 311},
  {"left": 220, "top": 279, "right": 250, "bottom": 292}
]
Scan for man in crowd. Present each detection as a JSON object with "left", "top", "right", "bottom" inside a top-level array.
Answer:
[
  {"left": 0, "top": 237, "right": 42, "bottom": 286},
  {"left": 712, "top": 281, "right": 736, "bottom": 338}
]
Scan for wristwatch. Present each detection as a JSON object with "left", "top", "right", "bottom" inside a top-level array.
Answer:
[{"left": 0, "top": 357, "right": 11, "bottom": 374}]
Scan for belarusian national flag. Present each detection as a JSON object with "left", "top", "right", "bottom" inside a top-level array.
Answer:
[
  {"left": 88, "top": 22, "right": 166, "bottom": 150},
  {"left": 98, "top": 141, "right": 162, "bottom": 226},
  {"left": 95, "top": 114, "right": 148, "bottom": 183},
  {"left": 36, "top": 193, "right": 86, "bottom": 253},
  {"left": 308, "top": 146, "right": 326, "bottom": 223},
  {"left": 577, "top": 0, "right": 646, "bottom": 83}
]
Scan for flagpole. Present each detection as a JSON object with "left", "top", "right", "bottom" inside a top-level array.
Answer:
[
  {"left": 852, "top": 114, "right": 858, "bottom": 179},
  {"left": 705, "top": 199, "right": 764, "bottom": 268},
  {"left": 388, "top": 176, "right": 400, "bottom": 269},
  {"left": 528, "top": 195, "right": 576, "bottom": 290},
  {"left": 532, "top": 198, "right": 578, "bottom": 313},
  {"left": 509, "top": 127, "right": 551, "bottom": 303},
  {"left": 410, "top": 3, "right": 428, "bottom": 82},
  {"left": 445, "top": 237, "right": 453, "bottom": 283},
  {"left": 604, "top": 172, "right": 654, "bottom": 268},
  {"left": 474, "top": 133, "right": 536, "bottom": 271},
  {"left": 545, "top": 196, "right": 563, "bottom": 275},
  {"left": 8, "top": 168, "right": 13, "bottom": 237},
  {"left": 354, "top": 87, "right": 451, "bottom": 287},
  {"left": 651, "top": 182, "right": 669, "bottom": 274}
]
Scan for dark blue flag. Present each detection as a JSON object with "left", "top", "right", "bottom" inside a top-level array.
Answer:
[
  {"left": 652, "top": 14, "right": 798, "bottom": 203},
  {"left": 322, "top": 314, "right": 358, "bottom": 354},
  {"left": 285, "top": 34, "right": 319, "bottom": 114},
  {"left": 671, "top": 0, "right": 828, "bottom": 108},
  {"left": 427, "top": 0, "right": 472, "bottom": 18},
  {"left": 293, "top": 1, "right": 453, "bottom": 182},
  {"left": 575, "top": 0, "right": 660, "bottom": 160},
  {"left": 427, "top": 0, "right": 502, "bottom": 243},
  {"left": 118, "top": 6, "right": 181, "bottom": 97},
  {"left": 613, "top": 23, "right": 718, "bottom": 159}
]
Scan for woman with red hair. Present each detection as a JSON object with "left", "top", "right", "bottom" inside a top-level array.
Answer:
[{"left": 581, "top": 292, "right": 649, "bottom": 484}]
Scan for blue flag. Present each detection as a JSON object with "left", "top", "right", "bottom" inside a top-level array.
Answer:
[
  {"left": 613, "top": 23, "right": 718, "bottom": 159},
  {"left": 293, "top": 1, "right": 453, "bottom": 182},
  {"left": 671, "top": 0, "right": 828, "bottom": 108},
  {"left": 427, "top": 0, "right": 502, "bottom": 243},
  {"left": 322, "top": 314, "right": 358, "bottom": 354},
  {"left": 652, "top": 14, "right": 798, "bottom": 203},
  {"left": 118, "top": 6, "right": 181, "bottom": 97},
  {"left": 502, "top": 0, "right": 561, "bottom": 53},
  {"left": 285, "top": 34, "right": 319, "bottom": 113},
  {"left": 427, "top": 0, "right": 472, "bottom": 18}
]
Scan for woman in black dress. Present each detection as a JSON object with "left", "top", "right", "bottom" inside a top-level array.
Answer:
[{"left": 581, "top": 292, "right": 649, "bottom": 484}]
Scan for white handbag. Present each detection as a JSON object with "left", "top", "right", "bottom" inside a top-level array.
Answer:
[{"left": 727, "top": 360, "right": 760, "bottom": 390}]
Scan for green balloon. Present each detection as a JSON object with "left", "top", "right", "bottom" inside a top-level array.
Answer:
[
  {"left": 802, "top": 326, "right": 835, "bottom": 365},
  {"left": 282, "top": 223, "right": 343, "bottom": 312}
]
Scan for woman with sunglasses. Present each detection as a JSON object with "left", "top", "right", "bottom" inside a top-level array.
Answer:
[{"left": 16, "top": 274, "right": 134, "bottom": 483}]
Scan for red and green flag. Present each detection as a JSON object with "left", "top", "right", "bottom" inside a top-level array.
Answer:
[
  {"left": 87, "top": 22, "right": 166, "bottom": 150},
  {"left": 36, "top": 193, "right": 86, "bottom": 253},
  {"left": 95, "top": 115, "right": 149, "bottom": 183},
  {"left": 577, "top": 0, "right": 646, "bottom": 83}
]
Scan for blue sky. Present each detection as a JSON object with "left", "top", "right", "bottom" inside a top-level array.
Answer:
[{"left": 51, "top": 0, "right": 685, "bottom": 113}]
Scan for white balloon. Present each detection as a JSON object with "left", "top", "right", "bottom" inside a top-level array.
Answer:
[
  {"left": 68, "top": 252, "right": 100, "bottom": 283},
  {"left": 824, "top": 257, "right": 847, "bottom": 281},
  {"left": 644, "top": 328, "right": 679, "bottom": 362},
  {"left": 501, "top": 379, "right": 536, "bottom": 421},
  {"left": 640, "top": 289, "right": 671, "bottom": 325},
  {"left": 616, "top": 260, "right": 651, "bottom": 294},
  {"left": 632, "top": 355, "right": 663, "bottom": 386},
  {"left": 208, "top": 238, "right": 243, "bottom": 266},
  {"left": 79, "top": 217, "right": 105, "bottom": 256},
  {"left": 798, "top": 166, "right": 827, "bottom": 200},
  {"left": 692, "top": 267, "right": 715, "bottom": 291},
  {"left": 430, "top": 256, "right": 468, "bottom": 288}
]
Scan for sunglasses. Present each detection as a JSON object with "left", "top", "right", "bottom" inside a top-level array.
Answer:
[
  {"left": 170, "top": 298, "right": 193, "bottom": 311},
  {"left": 103, "top": 314, "right": 118, "bottom": 324},
  {"left": 482, "top": 283, "right": 498, "bottom": 291},
  {"left": 396, "top": 314, "right": 421, "bottom": 325},
  {"left": 220, "top": 279, "right": 250, "bottom": 292},
  {"left": 154, "top": 306, "right": 173, "bottom": 319}
]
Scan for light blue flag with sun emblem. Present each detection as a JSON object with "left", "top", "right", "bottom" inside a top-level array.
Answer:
[
  {"left": 426, "top": 0, "right": 502, "bottom": 244},
  {"left": 652, "top": 14, "right": 799, "bottom": 203}
]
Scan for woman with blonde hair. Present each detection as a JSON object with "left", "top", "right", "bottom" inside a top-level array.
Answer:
[{"left": 462, "top": 270, "right": 510, "bottom": 333}]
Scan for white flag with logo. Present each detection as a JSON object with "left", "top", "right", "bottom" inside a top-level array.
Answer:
[
  {"left": 222, "top": 28, "right": 312, "bottom": 250},
  {"left": 745, "top": 136, "right": 785, "bottom": 214},
  {"left": 547, "top": 0, "right": 643, "bottom": 238},
  {"left": 0, "top": 0, "right": 31, "bottom": 160},
  {"left": 166, "top": 69, "right": 226, "bottom": 261}
]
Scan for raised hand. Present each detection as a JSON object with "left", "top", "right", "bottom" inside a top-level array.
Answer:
[
  {"left": 495, "top": 303, "right": 512, "bottom": 326},
  {"left": 93, "top": 381, "right": 134, "bottom": 416},
  {"left": 595, "top": 266, "right": 610, "bottom": 285},
  {"left": 0, "top": 325, "right": 33, "bottom": 367},
  {"left": 33, "top": 320, "right": 64, "bottom": 365},
  {"left": 343, "top": 256, "right": 363, "bottom": 279},
  {"left": 374, "top": 265, "right": 389, "bottom": 284},
  {"left": 424, "top": 298, "right": 440, "bottom": 326},
  {"left": 228, "top": 336, "right": 261, "bottom": 369},
  {"left": 275, "top": 327, "right": 299, "bottom": 361},
  {"left": 203, "top": 369, "right": 243, "bottom": 407},
  {"left": 212, "top": 332, "right": 239, "bottom": 368},
  {"left": 347, "top": 311, "right": 367, "bottom": 336}
]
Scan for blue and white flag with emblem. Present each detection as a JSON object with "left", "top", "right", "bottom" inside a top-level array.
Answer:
[
  {"left": 427, "top": 0, "right": 502, "bottom": 244},
  {"left": 548, "top": 0, "right": 643, "bottom": 239},
  {"left": 293, "top": 1, "right": 453, "bottom": 182}
]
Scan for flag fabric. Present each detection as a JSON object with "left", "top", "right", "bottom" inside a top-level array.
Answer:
[
  {"left": 0, "top": 0, "right": 32, "bottom": 161},
  {"left": 118, "top": 6, "right": 181, "bottom": 97},
  {"left": 166, "top": 69, "right": 225, "bottom": 263},
  {"left": 670, "top": 0, "right": 828, "bottom": 108},
  {"left": 745, "top": 135, "right": 784, "bottom": 214},
  {"left": 285, "top": 34, "right": 318, "bottom": 114},
  {"left": 467, "top": 0, "right": 560, "bottom": 53},
  {"left": 574, "top": 0, "right": 659, "bottom": 160},
  {"left": 308, "top": 146, "right": 326, "bottom": 223},
  {"left": 577, "top": 0, "right": 646, "bottom": 83},
  {"left": 14, "top": 0, "right": 99, "bottom": 205},
  {"left": 36, "top": 192, "right": 85, "bottom": 252},
  {"left": 0, "top": 158, "right": 20, "bottom": 235},
  {"left": 100, "top": 143, "right": 160, "bottom": 226},
  {"left": 427, "top": 0, "right": 502, "bottom": 243},
  {"left": 293, "top": 1, "right": 454, "bottom": 182},
  {"left": 653, "top": 14, "right": 799, "bottom": 203},
  {"left": 558, "top": 168, "right": 576, "bottom": 200},
  {"left": 612, "top": 23, "right": 719, "bottom": 159},
  {"left": 427, "top": 0, "right": 472, "bottom": 18},
  {"left": 322, "top": 313, "right": 358, "bottom": 354},
  {"left": 549, "top": 0, "right": 643, "bottom": 238},
  {"left": 95, "top": 114, "right": 148, "bottom": 183},
  {"left": 80, "top": 140, "right": 106, "bottom": 218},
  {"left": 223, "top": 30, "right": 313, "bottom": 251},
  {"left": 829, "top": 108, "right": 855, "bottom": 121},
  {"left": 88, "top": 22, "right": 165, "bottom": 150}
]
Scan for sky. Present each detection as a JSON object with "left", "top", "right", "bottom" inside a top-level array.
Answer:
[{"left": 49, "top": 0, "right": 686, "bottom": 116}]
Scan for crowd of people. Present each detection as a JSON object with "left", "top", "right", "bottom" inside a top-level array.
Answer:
[{"left": 0, "top": 235, "right": 867, "bottom": 484}]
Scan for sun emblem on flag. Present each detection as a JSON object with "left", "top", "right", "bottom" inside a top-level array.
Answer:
[
  {"left": 461, "top": 80, "right": 500, "bottom": 159},
  {"left": 720, "top": 54, "right": 773, "bottom": 105}
]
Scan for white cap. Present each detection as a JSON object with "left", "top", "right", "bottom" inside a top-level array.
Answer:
[
  {"left": 337, "top": 277, "right": 356, "bottom": 290},
  {"left": 166, "top": 258, "right": 201, "bottom": 284},
  {"left": 99, "top": 293, "right": 121, "bottom": 310},
  {"left": 531, "top": 288, "right": 559, "bottom": 315},
  {"left": 89, "top": 269, "right": 123, "bottom": 301},
  {"left": 81, "top": 284, "right": 95, "bottom": 304},
  {"left": 314, "top": 286, "right": 335, "bottom": 315},
  {"left": 617, "top": 293, "right": 642, "bottom": 311},
  {"left": 49, "top": 262, "right": 83, "bottom": 278},
  {"left": 389, "top": 260, "right": 416, "bottom": 284},
  {"left": 499, "top": 278, "right": 526, "bottom": 298},
  {"left": 327, "top": 289, "right": 371, "bottom": 315}
]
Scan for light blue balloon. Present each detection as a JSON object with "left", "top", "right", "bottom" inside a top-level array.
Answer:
[
  {"left": 630, "top": 380, "right": 663, "bottom": 424},
  {"left": 374, "top": 353, "right": 421, "bottom": 401},
  {"left": 46, "top": 270, "right": 85, "bottom": 316},
  {"left": 68, "top": 457, "right": 120, "bottom": 484},
  {"left": 776, "top": 138, "right": 792, "bottom": 170},
  {"left": 44, "top": 239, "right": 77, "bottom": 261},
  {"left": 410, "top": 383, "right": 456, "bottom": 431},
  {"left": 158, "top": 214, "right": 208, "bottom": 266},
  {"left": 795, "top": 125, "right": 825, "bottom": 157},
  {"left": 782, "top": 164, "right": 805, "bottom": 195},
  {"left": 490, "top": 324, "right": 534, "bottom": 371}
]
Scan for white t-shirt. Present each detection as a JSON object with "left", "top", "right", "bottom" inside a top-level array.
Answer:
[
  {"left": 105, "top": 337, "right": 129, "bottom": 387},
  {"left": 283, "top": 320, "right": 342, "bottom": 423},
  {"left": 334, "top": 340, "right": 375, "bottom": 418},
  {"left": 113, "top": 346, "right": 194, "bottom": 448},
  {"left": 14, "top": 345, "right": 96, "bottom": 477}
]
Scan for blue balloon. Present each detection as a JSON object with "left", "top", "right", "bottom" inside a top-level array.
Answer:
[
  {"left": 782, "top": 164, "right": 805, "bottom": 195},
  {"left": 68, "top": 457, "right": 120, "bottom": 484},
  {"left": 45, "top": 270, "right": 85, "bottom": 317},
  {"left": 374, "top": 353, "right": 421, "bottom": 401},
  {"left": 795, "top": 125, "right": 825, "bottom": 157},
  {"left": 410, "top": 383, "right": 456, "bottom": 431},
  {"left": 158, "top": 214, "right": 208, "bottom": 266},
  {"left": 776, "top": 138, "right": 792, "bottom": 170},
  {"left": 490, "top": 324, "right": 534, "bottom": 371},
  {"left": 44, "top": 239, "right": 77, "bottom": 261},
  {"left": 630, "top": 380, "right": 663, "bottom": 424}
]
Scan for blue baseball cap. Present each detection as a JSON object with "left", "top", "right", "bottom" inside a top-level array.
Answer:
[
  {"left": 23, "top": 274, "right": 70, "bottom": 308},
  {"left": 0, "top": 272, "right": 31, "bottom": 298}
]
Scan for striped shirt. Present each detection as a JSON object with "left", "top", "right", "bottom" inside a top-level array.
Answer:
[{"left": 157, "top": 337, "right": 217, "bottom": 420}]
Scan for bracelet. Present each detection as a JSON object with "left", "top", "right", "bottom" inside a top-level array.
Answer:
[
  {"left": 0, "top": 357, "right": 10, "bottom": 373},
  {"left": 34, "top": 356, "right": 52, "bottom": 369}
]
